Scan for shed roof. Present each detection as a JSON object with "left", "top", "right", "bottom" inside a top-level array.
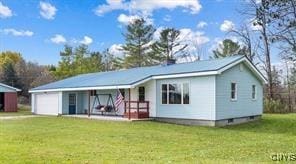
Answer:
[
  {"left": 0, "top": 83, "right": 21, "bottom": 92},
  {"left": 30, "top": 55, "right": 265, "bottom": 92}
]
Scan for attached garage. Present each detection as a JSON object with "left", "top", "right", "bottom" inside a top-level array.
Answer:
[
  {"left": 0, "top": 83, "right": 21, "bottom": 112},
  {"left": 32, "top": 92, "right": 62, "bottom": 115}
]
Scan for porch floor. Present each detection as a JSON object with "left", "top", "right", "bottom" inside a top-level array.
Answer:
[{"left": 63, "top": 114, "right": 153, "bottom": 122}]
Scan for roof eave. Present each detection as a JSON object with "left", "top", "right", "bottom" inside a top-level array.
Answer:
[
  {"left": 0, "top": 83, "right": 21, "bottom": 92},
  {"left": 29, "top": 84, "right": 133, "bottom": 93}
]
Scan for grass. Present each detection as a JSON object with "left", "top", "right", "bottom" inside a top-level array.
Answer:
[
  {"left": 0, "top": 105, "right": 31, "bottom": 117},
  {"left": 0, "top": 114, "right": 295, "bottom": 163}
]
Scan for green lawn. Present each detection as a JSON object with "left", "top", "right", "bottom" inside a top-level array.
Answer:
[
  {"left": 0, "top": 114, "right": 295, "bottom": 163},
  {"left": 0, "top": 105, "right": 31, "bottom": 116}
]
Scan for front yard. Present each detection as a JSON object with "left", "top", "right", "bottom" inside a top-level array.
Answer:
[{"left": 0, "top": 114, "right": 295, "bottom": 163}]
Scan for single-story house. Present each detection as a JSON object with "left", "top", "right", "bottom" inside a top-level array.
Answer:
[
  {"left": 29, "top": 55, "right": 266, "bottom": 126},
  {"left": 0, "top": 83, "right": 21, "bottom": 112}
]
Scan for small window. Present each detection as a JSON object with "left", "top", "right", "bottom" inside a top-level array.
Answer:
[
  {"left": 228, "top": 118, "right": 234, "bottom": 123},
  {"left": 252, "top": 85, "right": 256, "bottom": 100},
  {"left": 69, "top": 94, "right": 76, "bottom": 105},
  {"left": 138, "top": 87, "right": 145, "bottom": 102},
  {"left": 231, "top": 83, "right": 237, "bottom": 100},
  {"left": 183, "top": 83, "right": 189, "bottom": 104},
  {"left": 161, "top": 84, "right": 168, "bottom": 104},
  {"left": 249, "top": 116, "right": 255, "bottom": 120}
]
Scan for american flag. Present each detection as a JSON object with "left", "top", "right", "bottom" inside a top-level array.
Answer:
[{"left": 115, "top": 89, "right": 124, "bottom": 109}]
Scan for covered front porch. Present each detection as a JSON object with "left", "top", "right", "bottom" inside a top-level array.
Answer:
[{"left": 60, "top": 80, "right": 155, "bottom": 120}]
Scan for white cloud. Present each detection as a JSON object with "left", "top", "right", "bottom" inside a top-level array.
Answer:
[
  {"left": 197, "top": 21, "right": 207, "bottom": 29},
  {"left": 117, "top": 14, "right": 140, "bottom": 25},
  {"left": 39, "top": 1, "right": 57, "bottom": 20},
  {"left": 50, "top": 34, "right": 66, "bottom": 44},
  {"left": 0, "top": 2, "right": 12, "bottom": 18},
  {"left": 179, "top": 28, "right": 210, "bottom": 47},
  {"left": 95, "top": 0, "right": 127, "bottom": 16},
  {"left": 117, "top": 13, "right": 153, "bottom": 25},
  {"left": 95, "top": 0, "right": 202, "bottom": 16},
  {"left": 2, "top": 28, "right": 34, "bottom": 37},
  {"left": 109, "top": 44, "right": 124, "bottom": 58},
  {"left": 220, "top": 20, "right": 235, "bottom": 32},
  {"left": 80, "top": 36, "right": 93, "bottom": 45},
  {"left": 153, "top": 26, "right": 164, "bottom": 40}
]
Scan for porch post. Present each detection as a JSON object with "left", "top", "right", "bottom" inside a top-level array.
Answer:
[
  {"left": 88, "top": 90, "right": 91, "bottom": 117},
  {"left": 137, "top": 101, "right": 139, "bottom": 119},
  {"left": 128, "top": 88, "right": 131, "bottom": 120}
]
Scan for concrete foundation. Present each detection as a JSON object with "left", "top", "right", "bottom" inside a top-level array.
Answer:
[{"left": 155, "top": 115, "right": 261, "bottom": 127}]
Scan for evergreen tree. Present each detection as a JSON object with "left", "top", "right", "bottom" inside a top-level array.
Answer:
[
  {"left": 54, "top": 45, "right": 105, "bottom": 79},
  {"left": 212, "top": 39, "right": 243, "bottom": 58},
  {"left": 54, "top": 45, "right": 74, "bottom": 79},
  {"left": 152, "top": 28, "right": 187, "bottom": 61},
  {"left": 122, "top": 18, "right": 156, "bottom": 68},
  {"left": 73, "top": 44, "right": 89, "bottom": 75}
]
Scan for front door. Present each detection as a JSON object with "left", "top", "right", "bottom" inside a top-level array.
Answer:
[{"left": 69, "top": 94, "right": 76, "bottom": 114}]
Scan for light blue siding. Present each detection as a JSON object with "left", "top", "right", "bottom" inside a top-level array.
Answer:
[
  {"left": 62, "top": 92, "right": 69, "bottom": 114},
  {"left": 0, "top": 85, "right": 16, "bottom": 92},
  {"left": 215, "top": 63, "right": 263, "bottom": 120},
  {"left": 156, "top": 76, "right": 216, "bottom": 120}
]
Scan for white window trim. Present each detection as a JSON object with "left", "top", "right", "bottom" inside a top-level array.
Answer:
[
  {"left": 252, "top": 85, "right": 257, "bottom": 100},
  {"left": 230, "top": 82, "right": 237, "bottom": 101},
  {"left": 160, "top": 82, "right": 190, "bottom": 105}
]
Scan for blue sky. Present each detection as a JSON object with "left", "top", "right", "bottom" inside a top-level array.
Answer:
[{"left": 0, "top": 0, "right": 279, "bottom": 65}]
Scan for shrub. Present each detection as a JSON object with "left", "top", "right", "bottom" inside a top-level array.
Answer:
[{"left": 264, "top": 98, "right": 289, "bottom": 113}]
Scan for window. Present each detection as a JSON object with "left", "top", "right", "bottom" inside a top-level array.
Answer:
[
  {"left": 252, "top": 85, "right": 256, "bottom": 100},
  {"left": 69, "top": 94, "right": 76, "bottom": 105},
  {"left": 138, "top": 87, "right": 145, "bottom": 102},
  {"left": 183, "top": 83, "right": 189, "bottom": 104},
  {"left": 169, "top": 84, "right": 182, "bottom": 104},
  {"left": 161, "top": 83, "right": 189, "bottom": 104},
  {"left": 231, "top": 83, "right": 237, "bottom": 100},
  {"left": 162, "top": 84, "right": 168, "bottom": 104}
]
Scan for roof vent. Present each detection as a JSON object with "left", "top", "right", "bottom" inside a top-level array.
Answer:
[{"left": 163, "top": 59, "right": 176, "bottom": 66}]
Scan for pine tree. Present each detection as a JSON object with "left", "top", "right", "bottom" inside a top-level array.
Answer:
[
  {"left": 212, "top": 39, "right": 242, "bottom": 58},
  {"left": 152, "top": 28, "right": 187, "bottom": 61},
  {"left": 54, "top": 45, "right": 74, "bottom": 79},
  {"left": 122, "top": 18, "right": 156, "bottom": 68}
]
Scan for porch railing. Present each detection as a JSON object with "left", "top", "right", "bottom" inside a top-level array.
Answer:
[{"left": 124, "top": 101, "right": 149, "bottom": 119}]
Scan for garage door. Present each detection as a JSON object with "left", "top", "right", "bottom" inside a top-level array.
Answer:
[{"left": 35, "top": 93, "right": 59, "bottom": 115}]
